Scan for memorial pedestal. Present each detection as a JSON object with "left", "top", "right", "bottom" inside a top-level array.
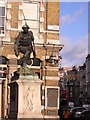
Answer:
[
  {"left": 9, "top": 67, "right": 43, "bottom": 119},
  {"left": 0, "top": 80, "right": 2, "bottom": 119}
]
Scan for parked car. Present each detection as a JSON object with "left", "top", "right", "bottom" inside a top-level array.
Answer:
[
  {"left": 68, "top": 107, "right": 86, "bottom": 120},
  {"left": 78, "top": 109, "right": 90, "bottom": 120},
  {"left": 83, "top": 104, "right": 90, "bottom": 110}
]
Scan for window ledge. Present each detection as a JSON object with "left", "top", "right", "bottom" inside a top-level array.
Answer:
[{"left": 0, "top": 34, "right": 5, "bottom": 37}]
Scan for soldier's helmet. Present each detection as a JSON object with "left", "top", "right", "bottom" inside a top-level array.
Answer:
[{"left": 22, "top": 24, "right": 30, "bottom": 30}]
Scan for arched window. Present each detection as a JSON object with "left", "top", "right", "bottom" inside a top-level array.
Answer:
[{"left": 0, "top": 56, "right": 8, "bottom": 78}]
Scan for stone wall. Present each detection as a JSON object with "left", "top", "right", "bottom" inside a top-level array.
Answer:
[{"left": 1, "top": 1, "right": 63, "bottom": 119}]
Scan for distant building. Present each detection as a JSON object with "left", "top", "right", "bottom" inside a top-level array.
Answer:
[
  {"left": 78, "top": 54, "right": 90, "bottom": 104},
  {"left": 86, "top": 54, "right": 90, "bottom": 97},
  {"left": 58, "top": 67, "right": 72, "bottom": 90},
  {"left": 67, "top": 67, "right": 80, "bottom": 106},
  {"left": 58, "top": 66, "right": 80, "bottom": 106},
  {"left": 79, "top": 63, "right": 86, "bottom": 97}
]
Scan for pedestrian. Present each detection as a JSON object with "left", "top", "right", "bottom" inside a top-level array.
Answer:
[
  {"left": 60, "top": 106, "right": 64, "bottom": 120},
  {"left": 63, "top": 107, "right": 70, "bottom": 120}
]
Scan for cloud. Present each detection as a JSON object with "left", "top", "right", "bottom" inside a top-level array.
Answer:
[
  {"left": 60, "top": 37, "right": 73, "bottom": 54},
  {"left": 60, "top": 35, "right": 88, "bottom": 67},
  {"left": 60, "top": 14, "right": 73, "bottom": 24},
  {"left": 60, "top": 7, "right": 84, "bottom": 24}
]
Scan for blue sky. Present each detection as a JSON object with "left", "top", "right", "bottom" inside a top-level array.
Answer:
[{"left": 59, "top": 2, "right": 88, "bottom": 67}]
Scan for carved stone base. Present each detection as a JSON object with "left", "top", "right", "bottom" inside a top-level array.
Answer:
[
  {"left": 17, "top": 79, "right": 43, "bottom": 118},
  {"left": 9, "top": 73, "right": 43, "bottom": 119}
]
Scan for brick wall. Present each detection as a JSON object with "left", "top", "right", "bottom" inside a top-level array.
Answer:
[
  {"left": 1, "top": 1, "right": 62, "bottom": 118},
  {"left": 46, "top": 2, "right": 59, "bottom": 26}
]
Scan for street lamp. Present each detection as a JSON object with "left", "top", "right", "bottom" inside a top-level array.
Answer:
[
  {"left": 46, "top": 45, "right": 58, "bottom": 66},
  {"left": 46, "top": 51, "right": 58, "bottom": 66}
]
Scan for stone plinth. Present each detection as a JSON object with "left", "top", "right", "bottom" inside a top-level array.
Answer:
[
  {"left": 0, "top": 80, "right": 2, "bottom": 118},
  {"left": 17, "top": 79, "right": 43, "bottom": 118},
  {"left": 9, "top": 67, "right": 43, "bottom": 119}
]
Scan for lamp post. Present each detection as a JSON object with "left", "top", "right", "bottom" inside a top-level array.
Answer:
[{"left": 46, "top": 45, "right": 59, "bottom": 67}]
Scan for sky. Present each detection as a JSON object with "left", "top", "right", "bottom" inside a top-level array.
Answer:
[{"left": 59, "top": 2, "right": 88, "bottom": 67}]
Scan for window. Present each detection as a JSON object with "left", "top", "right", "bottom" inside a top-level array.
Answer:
[
  {"left": 0, "top": 56, "right": 8, "bottom": 78},
  {"left": 0, "top": 0, "right": 6, "bottom": 36},
  {"left": 23, "top": 1, "right": 40, "bottom": 39}
]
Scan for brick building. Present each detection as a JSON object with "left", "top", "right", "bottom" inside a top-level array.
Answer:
[
  {"left": 79, "top": 63, "right": 86, "bottom": 96},
  {"left": 86, "top": 54, "right": 90, "bottom": 97},
  {"left": 0, "top": 0, "right": 63, "bottom": 119},
  {"left": 63, "top": 66, "right": 80, "bottom": 106},
  {"left": 65, "top": 61, "right": 90, "bottom": 106},
  {"left": 79, "top": 54, "right": 90, "bottom": 100}
]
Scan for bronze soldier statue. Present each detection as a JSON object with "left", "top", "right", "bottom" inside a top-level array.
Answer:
[{"left": 14, "top": 24, "right": 36, "bottom": 66}]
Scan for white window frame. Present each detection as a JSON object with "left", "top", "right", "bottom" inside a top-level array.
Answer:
[
  {"left": 47, "top": 25, "right": 59, "bottom": 31},
  {"left": 23, "top": 1, "right": 40, "bottom": 39},
  {"left": 0, "top": 0, "right": 6, "bottom": 37}
]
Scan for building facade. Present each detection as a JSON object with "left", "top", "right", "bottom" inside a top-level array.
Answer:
[
  {"left": 64, "top": 66, "right": 80, "bottom": 106},
  {"left": 0, "top": 0, "right": 63, "bottom": 119},
  {"left": 86, "top": 54, "right": 90, "bottom": 97},
  {"left": 79, "top": 63, "right": 86, "bottom": 96},
  {"left": 79, "top": 55, "right": 90, "bottom": 104}
]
